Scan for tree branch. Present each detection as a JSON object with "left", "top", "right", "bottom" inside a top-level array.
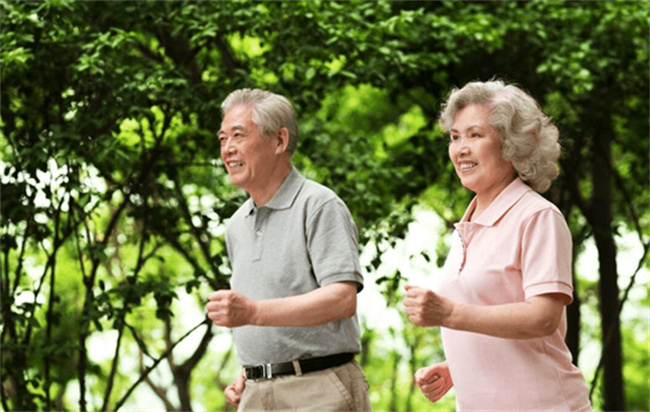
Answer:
[
  {"left": 79, "top": 197, "right": 130, "bottom": 412},
  {"left": 101, "top": 229, "right": 162, "bottom": 411},
  {"left": 214, "top": 340, "right": 235, "bottom": 391},
  {"left": 141, "top": 350, "right": 177, "bottom": 411},
  {"left": 590, "top": 238, "right": 650, "bottom": 399},
  {"left": 170, "top": 176, "right": 229, "bottom": 290},
  {"left": 43, "top": 188, "right": 67, "bottom": 410},
  {"left": 215, "top": 33, "right": 239, "bottom": 78},
  {"left": 112, "top": 320, "right": 210, "bottom": 412}
]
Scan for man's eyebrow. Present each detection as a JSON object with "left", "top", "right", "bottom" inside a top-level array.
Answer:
[{"left": 218, "top": 125, "right": 246, "bottom": 135}]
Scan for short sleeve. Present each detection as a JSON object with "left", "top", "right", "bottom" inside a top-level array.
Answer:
[
  {"left": 521, "top": 208, "right": 574, "bottom": 304},
  {"left": 306, "top": 198, "right": 364, "bottom": 291}
]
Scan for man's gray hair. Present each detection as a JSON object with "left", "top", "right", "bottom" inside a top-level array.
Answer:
[
  {"left": 439, "top": 80, "right": 560, "bottom": 193},
  {"left": 221, "top": 88, "right": 299, "bottom": 154}
]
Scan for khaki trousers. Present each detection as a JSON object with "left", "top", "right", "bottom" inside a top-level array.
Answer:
[{"left": 238, "top": 360, "right": 371, "bottom": 411}]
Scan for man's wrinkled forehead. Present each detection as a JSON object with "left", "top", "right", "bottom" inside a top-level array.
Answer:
[{"left": 219, "top": 105, "right": 256, "bottom": 136}]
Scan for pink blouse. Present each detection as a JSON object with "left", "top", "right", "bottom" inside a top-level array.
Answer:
[{"left": 437, "top": 178, "right": 592, "bottom": 411}]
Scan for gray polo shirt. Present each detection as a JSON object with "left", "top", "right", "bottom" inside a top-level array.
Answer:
[{"left": 226, "top": 168, "right": 363, "bottom": 366}]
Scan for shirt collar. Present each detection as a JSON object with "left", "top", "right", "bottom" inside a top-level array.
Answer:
[
  {"left": 244, "top": 167, "right": 305, "bottom": 216},
  {"left": 460, "top": 178, "right": 532, "bottom": 226}
]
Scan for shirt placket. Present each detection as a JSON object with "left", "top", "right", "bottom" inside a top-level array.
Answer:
[
  {"left": 455, "top": 223, "right": 478, "bottom": 276},
  {"left": 252, "top": 207, "right": 268, "bottom": 261},
  {"left": 457, "top": 230, "right": 467, "bottom": 275}
]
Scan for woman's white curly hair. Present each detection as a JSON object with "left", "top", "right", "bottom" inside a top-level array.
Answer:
[{"left": 439, "top": 80, "right": 560, "bottom": 193}]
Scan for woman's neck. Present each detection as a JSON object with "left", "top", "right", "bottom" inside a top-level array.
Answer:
[{"left": 470, "top": 175, "right": 516, "bottom": 222}]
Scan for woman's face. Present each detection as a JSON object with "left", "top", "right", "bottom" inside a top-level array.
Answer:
[{"left": 448, "top": 103, "right": 515, "bottom": 201}]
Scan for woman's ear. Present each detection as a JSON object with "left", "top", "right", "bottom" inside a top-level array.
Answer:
[{"left": 274, "top": 127, "right": 290, "bottom": 154}]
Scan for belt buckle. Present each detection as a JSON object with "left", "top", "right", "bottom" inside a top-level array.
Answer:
[{"left": 261, "top": 363, "right": 273, "bottom": 380}]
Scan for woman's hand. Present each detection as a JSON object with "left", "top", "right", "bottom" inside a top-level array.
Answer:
[
  {"left": 415, "top": 362, "right": 453, "bottom": 403},
  {"left": 403, "top": 285, "right": 455, "bottom": 327},
  {"left": 224, "top": 373, "right": 246, "bottom": 407}
]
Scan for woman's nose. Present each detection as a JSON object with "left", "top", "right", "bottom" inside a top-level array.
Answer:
[{"left": 458, "top": 137, "right": 470, "bottom": 153}]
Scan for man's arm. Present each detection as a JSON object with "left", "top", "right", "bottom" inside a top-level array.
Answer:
[
  {"left": 224, "top": 372, "right": 245, "bottom": 407},
  {"left": 206, "top": 281, "right": 357, "bottom": 328}
]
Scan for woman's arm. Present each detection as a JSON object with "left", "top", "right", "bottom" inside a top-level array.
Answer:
[{"left": 404, "top": 285, "right": 566, "bottom": 339}]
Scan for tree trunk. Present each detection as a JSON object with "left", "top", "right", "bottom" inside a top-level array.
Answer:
[
  {"left": 566, "top": 285, "right": 581, "bottom": 366},
  {"left": 553, "top": 185, "right": 582, "bottom": 366},
  {"left": 591, "top": 118, "right": 625, "bottom": 411}
]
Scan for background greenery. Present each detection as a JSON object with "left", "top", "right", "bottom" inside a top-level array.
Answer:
[{"left": 1, "top": 1, "right": 648, "bottom": 411}]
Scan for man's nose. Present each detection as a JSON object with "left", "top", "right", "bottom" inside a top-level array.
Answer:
[{"left": 222, "top": 138, "right": 236, "bottom": 154}]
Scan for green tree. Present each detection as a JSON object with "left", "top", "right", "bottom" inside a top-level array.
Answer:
[{"left": 2, "top": 1, "right": 647, "bottom": 411}]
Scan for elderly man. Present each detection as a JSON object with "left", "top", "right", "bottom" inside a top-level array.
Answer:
[{"left": 206, "top": 88, "right": 370, "bottom": 411}]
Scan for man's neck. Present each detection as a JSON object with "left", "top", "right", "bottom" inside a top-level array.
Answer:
[{"left": 248, "top": 163, "right": 292, "bottom": 206}]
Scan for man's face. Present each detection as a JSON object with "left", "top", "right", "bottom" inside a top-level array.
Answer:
[{"left": 218, "top": 104, "right": 277, "bottom": 192}]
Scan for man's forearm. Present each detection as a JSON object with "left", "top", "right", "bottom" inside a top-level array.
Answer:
[{"left": 252, "top": 281, "right": 357, "bottom": 327}]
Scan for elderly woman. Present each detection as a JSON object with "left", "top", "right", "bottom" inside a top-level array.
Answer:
[{"left": 403, "top": 80, "right": 592, "bottom": 411}]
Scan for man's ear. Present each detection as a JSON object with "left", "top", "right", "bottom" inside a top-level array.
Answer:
[{"left": 274, "top": 127, "right": 290, "bottom": 154}]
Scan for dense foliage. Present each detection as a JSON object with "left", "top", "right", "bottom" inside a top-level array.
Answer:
[{"left": 1, "top": 1, "right": 648, "bottom": 411}]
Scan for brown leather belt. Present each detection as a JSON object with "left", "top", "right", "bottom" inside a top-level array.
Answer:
[{"left": 244, "top": 353, "right": 354, "bottom": 380}]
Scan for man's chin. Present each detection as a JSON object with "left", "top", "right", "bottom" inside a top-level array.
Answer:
[{"left": 228, "top": 174, "right": 247, "bottom": 188}]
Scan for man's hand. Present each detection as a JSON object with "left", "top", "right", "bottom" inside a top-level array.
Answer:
[
  {"left": 415, "top": 362, "right": 453, "bottom": 403},
  {"left": 224, "top": 373, "right": 246, "bottom": 407},
  {"left": 206, "top": 290, "right": 259, "bottom": 328},
  {"left": 403, "top": 284, "right": 455, "bottom": 327}
]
